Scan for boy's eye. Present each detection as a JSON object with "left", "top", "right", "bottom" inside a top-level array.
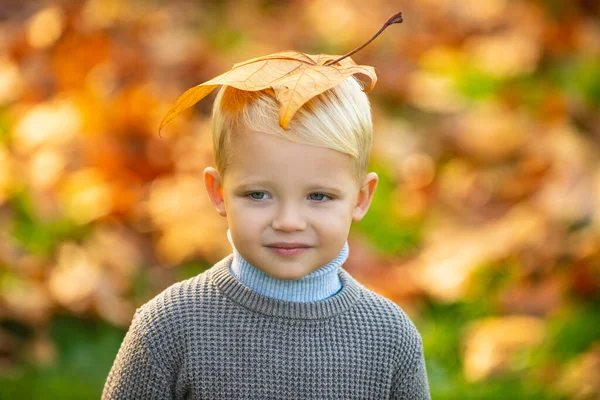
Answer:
[
  {"left": 308, "top": 193, "right": 330, "bottom": 201},
  {"left": 249, "top": 192, "right": 269, "bottom": 200}
]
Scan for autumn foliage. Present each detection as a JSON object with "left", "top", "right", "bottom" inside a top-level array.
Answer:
[{"left": 0, "top": 1, "right": 599, "bottom": 399}]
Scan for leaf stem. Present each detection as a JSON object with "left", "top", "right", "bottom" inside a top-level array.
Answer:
[{"left": 324, "top": 11, "right": 403, "bottom": 66}]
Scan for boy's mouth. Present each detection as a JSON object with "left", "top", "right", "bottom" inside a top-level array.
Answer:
[
  {"left": 267, "top": 243, "right": 311, "bottom": 249},
  {"left": 265, "top": 243, "right": 311, "bottom": 256}
]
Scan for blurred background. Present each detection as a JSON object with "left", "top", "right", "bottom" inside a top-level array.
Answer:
[{"left": 0, "top": 0, "right": 599, "bottom": 398}]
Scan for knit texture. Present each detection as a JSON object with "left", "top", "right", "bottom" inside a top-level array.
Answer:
[{"left": 102, "top": 255, "right": 431, "bottom": 399}]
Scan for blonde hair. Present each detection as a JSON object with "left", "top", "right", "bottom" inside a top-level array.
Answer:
[{"left": 211, "top": 76, "right": 373, "bottom": 181}]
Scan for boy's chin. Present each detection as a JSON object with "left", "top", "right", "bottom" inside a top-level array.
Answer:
[
  {"left": 255, "top": 261, "right": 315, "bottom": 281},
  {"left": 261, "top": 268, "right": 310, "bottom": 281}
]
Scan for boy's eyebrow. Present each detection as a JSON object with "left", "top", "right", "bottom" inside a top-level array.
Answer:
[
  {"left": 305, "top": 184, "right": 344, "bottom": 193},
  {"left": 233, "top": 181, "right": 345, "bottom": 193},
  {"left": 233, "top": 180, "right": 272, "bottom": 190}
]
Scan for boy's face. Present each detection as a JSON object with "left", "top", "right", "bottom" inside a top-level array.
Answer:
[{"left": 204, "top": 129, "right": 378, "bottom": 280}]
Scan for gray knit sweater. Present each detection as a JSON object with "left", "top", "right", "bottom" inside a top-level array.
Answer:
[{"left": 102, "top": 255, "right": 431, "bottom": 399}]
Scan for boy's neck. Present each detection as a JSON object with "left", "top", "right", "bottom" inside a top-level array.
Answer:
[{"left": 227, "top": 230, "right": 346, "bottom": 302}]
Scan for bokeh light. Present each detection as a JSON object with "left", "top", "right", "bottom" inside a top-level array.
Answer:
[{"left": 0, "top": 0, "right": 599, "bottom": 398}]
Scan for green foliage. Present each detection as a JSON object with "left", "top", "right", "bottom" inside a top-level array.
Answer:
[
  {"left": 455, "top": 69, "right": 502, "bottom": 100},
  {"left": 177, "top": 260, "right": 212, "bottom": 281},
  {"left": 202, "top": 2, "right": 247, "bottom": 51},
  {"left": 0, "top": 316, "right": 124, "bottom": 400},
  {"left": 0, "top": 108, "right": 9, "bottom": 144},
  {"left": 207, "top": 26, "right": 247, "bottom": 51},
  {"left": 431, "top": 376, "right": 565, "bottom": 400},
  {"left": 9, "top": 190, "right": 91, "bottom": 258},
  {"left": 419, "top": 299, "right": 569, "bottom": 400},
  {"left": 132, "top": 269, "right": 154, "bottom": 304},
  {"left": 556, "top": 57, "right": 600, "bottom": 108},
  {"left": 352, "top": 161, "right": 422, "bottom": 255},
  {"left": 467, "top": 259, "right": 520, "bottom": 306},
  {"left": 542, "top": 301, "right": 600, "bottom": 362}
]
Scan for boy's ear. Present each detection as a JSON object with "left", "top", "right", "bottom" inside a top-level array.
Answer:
[
  {"left": 203, "top": 167, "right": 227, "bottom": 217},
  {"left": 352, "top": 172, "right": 378, "bottom": 222}
]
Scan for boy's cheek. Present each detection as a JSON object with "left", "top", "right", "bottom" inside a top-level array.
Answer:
[{"left": 228, "top": 207, "right": 267, "bottom": 225}]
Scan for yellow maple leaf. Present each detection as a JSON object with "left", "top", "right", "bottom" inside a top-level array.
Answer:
[
  {"left": 158, "top": 11, "right": 403, "bottom": 135},
  {"left": 158, "top": 51, "right": 377, "bottom": 133}
]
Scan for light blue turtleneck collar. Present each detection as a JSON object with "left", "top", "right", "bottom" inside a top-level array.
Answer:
[{"left": 227, "top": 230, "right": 346, "bottom": 303}]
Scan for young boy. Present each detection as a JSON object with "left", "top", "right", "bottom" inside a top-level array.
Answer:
[{"left": 102, "top": 76, "right": 431, "bottom": 399}]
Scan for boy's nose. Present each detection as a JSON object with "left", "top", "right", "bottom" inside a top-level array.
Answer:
[{"left": 272, "top": 204, "right": 307, "bottom": 232}]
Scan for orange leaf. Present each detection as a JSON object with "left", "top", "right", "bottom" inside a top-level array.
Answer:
[{"left": 158, "top": 51, "right": 377, "bottom": 134}]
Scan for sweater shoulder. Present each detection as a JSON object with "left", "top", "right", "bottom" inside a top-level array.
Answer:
[
  {"left": 129, "top": 262, "right": 222, "bottom": 366},
  {"left": 353, "top": 278, "right": 419, "bottom": 329},
  {"left": 135, "top": 266, "right": 217, "bottom": 329},
  {"left": 350, "top": 280, "right": 424, "bottom": 359}
]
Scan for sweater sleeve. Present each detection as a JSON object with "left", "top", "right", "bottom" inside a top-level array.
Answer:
[
  {"left": 102, "top": 309, "right": 174, "bottom": 400},
  {"left": 390, "top": 335, "right": 431, "bottom": 400}
]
